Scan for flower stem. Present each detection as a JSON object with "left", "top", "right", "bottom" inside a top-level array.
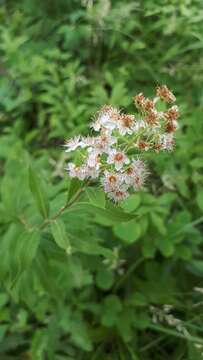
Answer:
[{"left": 40, "top": 182, "right": 89, "bottom": 230}]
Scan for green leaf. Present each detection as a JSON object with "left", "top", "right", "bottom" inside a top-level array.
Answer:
[
  {"left": 141, "top": 238, "right": 156, "bottom": 258},
  {"left": 150, "top": 212, "right": 167, "bottom": 236},
  {"left": 67, "top": 178, "right": 81, "bottom": 203},
  {"left": 51, "top": 219, "right": 71, "bottom": 253},
  {"left": 113, "top": 220, "right": 141, "bottom": 243},
  {"left": 68, "top": 202, "right": 135, "bottom": 223},
  {"left": 190, "top": 158, "right": 203, "bottom": 169},
  {"left": 101, "top": 295, "right": 122, "bottom": 327},
  {"left": 176, "top": 245, "right": 192, "bottom": 260},
  {"left": 129, "top": 292, "right": 147, "bottom": 306},
  {"left": 73, "top": 238, "right": 113, "bottom": 259},
  {"left": 121, "top": 194, "right": 141, "bottom": 212},
  {"left": 85, "top": 188, "right": 105, "bottom": 208},
  {"left": 96, "top": 269, "right": 114, "bottom": 290},
  {"left": 68, "top": 313, "right": 93, "bottom": 352},
  {"left": 67, "top": 256, "right": 92, "bottom": 288},
  {"left": 188, "top": 260, "right": 203, "bottom": 276},
  {"left": 155, "top": 237, "right": 174, "bottom": 257},
  {"left": 139, "top": 216, "right": 149, "bottom": 235},
  {"left": 29, "top": 166, "right": 50, "bottom": 219},
  {"left": 196, "top": 188, "right": 203, "bottom": 212},
  {"left": 15, "top": 230, "right": 41, "bottom": 274}
]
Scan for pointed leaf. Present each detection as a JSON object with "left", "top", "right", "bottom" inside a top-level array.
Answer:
[
  {"left": 67, "top": 178, "right": 81, "bottom": 203},
  {"left": 51, "top": 219, "right": 71, "bottom": 253},
  {"left": 29, "top": 166, "right": 49, "bottom": 219},
  {"left": 86, "top": 187, "right": 105, "bottom": 208},
  {"left": 68, "top": 202, "right": 136, "bottom": 222}
]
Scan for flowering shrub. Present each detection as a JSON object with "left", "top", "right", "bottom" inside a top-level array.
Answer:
[
  {"left": 1, "top": 1, "right": 203, "bottom": 359},
  {"left": 65, "top": 85, "right": 179, "bottom": 202}
]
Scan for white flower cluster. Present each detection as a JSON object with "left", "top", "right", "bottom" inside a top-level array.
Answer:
[{"left": 65, "top": 85, "right": 179, "bottom": 202}]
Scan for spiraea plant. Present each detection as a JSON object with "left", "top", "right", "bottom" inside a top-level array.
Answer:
[{"left": 65, "top": 85, "right": 179, "bottom": 202}]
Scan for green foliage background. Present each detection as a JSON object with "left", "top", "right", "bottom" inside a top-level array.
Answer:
[{"left": 0, "top": 0, "right": 203, "bottom": 359}]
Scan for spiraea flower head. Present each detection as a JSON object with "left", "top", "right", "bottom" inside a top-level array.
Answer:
[
  {"left": 65, "top": 85, "right": 179, "bottom": 202},
  {"left": 101, "top": 171, "right": 124, "bottom": 193},
  {"left": 156, "top": 85, "right": 176, "bottom": 104},
  {"left": 118, "top": 114, "right": 135, "bottom": 135},
  {"left": 107, "top": 149, "right": 130, "bottom": 171},
  {"left": 91, "top": 105, "right": 120, "bottom": 132}
]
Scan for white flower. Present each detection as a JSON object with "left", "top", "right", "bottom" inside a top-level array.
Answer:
[
  {"left": 86, "top": 166, "right": 100, "bottom": 179},
  {"left": 90, "top": 119, "right": 101, "bottom": 132},
  {"left": 80, "top": 136, "right": 95, "bottom": 148},
  {"left": 94, "top": 132, "right": 117, "bottom": 154},
  {"left": 133, "top": 120, "right": 148, "bottom": 132},
  {"left": 131, "top": 174, "right": 144, "bottom": 190},
  {"left": 64, "top": 136, "right": 82, "bottom": 152},
  {"left": 66, "top": 163, "right": 87, "bottom": 180},
  {"left": 107, "top": 188, "right": 129, "bottom": 202},
  {"left": 101, "top": 171, "right": 125, "bottom": 193},
  {"left": 66, "top": 162, "right": 76, "bottom": 177},
  {"left": 131, "top": 159, "right": 146, "bottom": 174},
  {"left": 66, "top": 162, "right": 100, "bottom": 180},
  {"left": 123, "top": 172, "right": 144, "bottom": 190},
  {"left": 86, "top": 149, "right": 100, "bottom": 169},
  {"left": 91, "top": 105, "right": 120, "bottom": 132},
  {"left": 107, "top": 149, "right": 130, "bottom": 171},
  {"left": 158, "top": 133, "right": 174, "bottom": 151},
  {"left": 123, "top": 160, "right": 147, "bottom": 189},
  {"left": 118, "top": 114, "right": 135, "bottom": 135}
]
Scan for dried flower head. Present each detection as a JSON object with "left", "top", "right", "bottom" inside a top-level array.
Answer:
[
  {"left": 156, "top": 85, "right": 176, "bottom": 103},
  {"left": 65, "top": 85, "right": 179, "bottom": 202}
]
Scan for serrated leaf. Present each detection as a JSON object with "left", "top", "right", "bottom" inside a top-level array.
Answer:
[
  {"left": 29, "top": 166, "right": 49, "bottom": 219},
  {"left": 51, "top": 219, "right": 71, "bottom": 253}
]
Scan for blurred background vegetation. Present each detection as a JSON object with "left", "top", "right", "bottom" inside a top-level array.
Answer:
[{"left": 0, "top": 0, "right": 203, "bottom": 359}]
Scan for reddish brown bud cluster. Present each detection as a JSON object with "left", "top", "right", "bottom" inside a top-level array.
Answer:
[
  {"left": 120, "top": 114, "right": 135, "bottom": 128},
  {"left": 165, "top": 106, "right": 179, "bottom": 121},
  {"left": 145, "top": 110, "right": 159, "bottom": 126},
  {"left": 132, "top": 85, "right": 179, "bottom": 151},
  {"left": 133, "top": 93, "right": 145, "bottom": 108},
  {"left": 138, "top": 140, "right": 150, "bottom": 151},
  {"left": 156, "top": 85, "right": 176, "bottom": 104},
  {"left": 133, "top": 93, "right": 155, "bottom": 113}
]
